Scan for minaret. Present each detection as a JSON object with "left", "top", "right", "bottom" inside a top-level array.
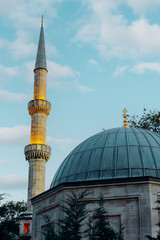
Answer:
[{"left": 24, "top": 16, "right": 51, "bottom": 210}]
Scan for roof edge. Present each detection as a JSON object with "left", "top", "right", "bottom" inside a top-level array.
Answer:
[{"left": 31, "top": 176, "right": 160, "bottom": 204}]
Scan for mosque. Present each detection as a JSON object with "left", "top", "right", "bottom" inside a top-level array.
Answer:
[{"left": 20, "top": 18, "right": 160, "bottom": 240}]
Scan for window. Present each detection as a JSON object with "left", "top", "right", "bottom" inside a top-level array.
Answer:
[{"left": 24, "top": 223, "right": 30, "bottom": 233}]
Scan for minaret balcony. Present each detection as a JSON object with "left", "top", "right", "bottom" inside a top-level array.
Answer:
[
  {"left": 28, "top": 99, "right": 51, "bottom": 116},
  {"left": 24, "top": 144, "right": 51, "bottom": 161}
]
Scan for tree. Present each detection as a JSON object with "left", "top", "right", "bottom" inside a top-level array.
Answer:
[
  {"left": 146, "top": 221, "right": 160, "bottom": 240},
  {"left": 117, "top": 224, "right": 125, "bottom": 240},
  {"left": 146, "top": 235, "right": 157, "bottom": 240},
  {"left": 128, "top": 108, "right": 160, "bottom": 134},
  {"left": 146, "top": 216, "right": 160, "bottom": 240},
  {"left": 42, "top": 215, "right": 57, "bottom": 240},
  {"left": 89, "top": 194, "right": 117, "bottom": 240},
  {"left": 59, "top": 191, "right": 89, "bottom": 240},
  {"left": 87, "top": 215, "right": 96, "bottom": 240},
  {"left": 0, "top": 194, "right": 27, "bottom": 240}
]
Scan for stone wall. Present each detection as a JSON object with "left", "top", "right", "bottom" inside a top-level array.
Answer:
[{"left": 31, "top": 180, "right": 160, "bottom": 240}]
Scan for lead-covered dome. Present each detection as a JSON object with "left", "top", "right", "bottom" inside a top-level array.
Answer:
[{"left": 51, "top": 127, "right": 160, "bottom": 188}]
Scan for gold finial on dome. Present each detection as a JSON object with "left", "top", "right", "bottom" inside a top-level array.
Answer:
[
  {"left": 122, "top": 108, "right": 129, "bottom": 128},
  {"left": 41, "top": 15, "right": 43, "bottom": 25}
]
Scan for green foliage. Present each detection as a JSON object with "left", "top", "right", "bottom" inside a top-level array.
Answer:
[
  {"left": 58, "top": 192, "right": 124, "bottom": 240},
  {"left": 88, "top": 194, "right": 117, "bottom": 240},
  {"left": 146, "top": 235, "right": 157, "bottom": 240},
  {"left": 87, "top": 216, "right": 96, "bottom": 240},
  {"left": 59, "top": 191, "right": 89, "bottom": 240},
  {"left": 26, "top": 191, "right": 125, "bottom": 240},
  {"left": 146, "top": 222, "right": 160, "bottom": 240},
  {"left": 156, "top": 223, "right": 160, "bottom": 240},
  {"left": 117, "top": 224, "right": 125, "bottom": 240},
  {"left": 42, "top": 215, "right": 57, "bottom": 240},
  {"left": 20, "top": 236, "right": 31, "bottom": 240},
  {"left": 0, "top": 194, "right": 27, "bottom": 240},
  {"left": 146, "top": 201, "right": 160, "bottom": 240},
  {"left": 128, "top": 108, "right": 160, "bottom": 134}
]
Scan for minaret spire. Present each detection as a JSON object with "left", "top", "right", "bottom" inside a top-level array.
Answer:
[{"left": 35, "top": 16, "right": 47, "bottom": 71}]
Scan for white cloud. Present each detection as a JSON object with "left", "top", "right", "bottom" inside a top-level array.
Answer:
[
  {"left": 0, "top": 90, "right": 30, "bottom": 102},
  {"left": 0, "top": 64, "right": 18, "bottom": 83},
  {"left": 47, "top": 61, "right": 93, "bottom": 92},
  {"left": 0, "top": 175, "right": 27, "bottom": 190},
  {"left": 75, "top": 81, "right": 94, "bottom": 93},
  {"left": 48, "top": 61, "right": 81, "bottom": 90},
  {"left": 0, "top": 0, "right": 61, "bottom": 59},
  {"left": 8, "top": 33, "right": 58, "bottom": 60},
  {"left": 0, "top": 160, "right": 7, "bottom": 165},
  {"left": 49, "top": 79, "right": 94, "bottom": 92},
  {"left": 23, "top": 60, "right": 78, "bottom": 84},
  {"left": 0, "top": 125, "right": 81, "bottom": 148},
  {"left": 132, "top": 62, "right": 160, "bottom": 74},
  {"left": 48, "top": 60, "right": 78, "bottom": 80},
  {"left": 0, "top": 38, "right": 8, "bottom": 48},
  {"left": 46, "top": 43, "right": 59, "bottom": 57},
  {"left": 0, "top": 125, "right": 30, "bottom": 145},
  {"left": 114, "top": 66, "right": 128, "bottom": 76},
  {"left": 22, "top": 60, "right": 93, "bottom": 93},
  {"left": 88, "top": 59, "right": 98, "bottom": 66},
  {"left": 47, "top": 136, "right": 81, "bottom": 151},
  {"left": 9, "top": 37, "right": 37, "bottom": 59},
  {"left": 125, "top": 0, "right": 160, "bottom": 15},
  {"left": 74, "top": 1, "right": 160, "bottom": 59},
  {"left": 21, "top": 61, "right": 34, "bottom": 83},
  {"left": 0, "top": 0, "right": 60, "bottom": 29},
  {"left": 114, "top": 62, "right": 160, "bottom": 76},
  {"left": 88, "top": 58, "right": 104, "bottom": 72}
]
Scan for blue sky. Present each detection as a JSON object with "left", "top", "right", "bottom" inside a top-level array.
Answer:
[{"left": 1, "top": 0, "right": 160, "bottom": 202}]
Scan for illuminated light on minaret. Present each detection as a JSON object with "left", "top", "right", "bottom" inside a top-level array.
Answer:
[{"left": 24, "top": 16, "right": 51, "bottom": 210}]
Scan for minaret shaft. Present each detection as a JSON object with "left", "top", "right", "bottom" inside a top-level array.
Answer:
[
  {"left": 30, "top": 69, "right": 48, "bottom": 145},
  {"left": 25, "top": 20, "right": 51, "bottom": 211},
  {"left": 27, "top": 159, "right": 46, "bottom": 207},
  {"left": 30, "top": 113, "right": 47, "bottom": 144},
  {"left": 34, "top": 69, "right": 47, "bottom": 100}
]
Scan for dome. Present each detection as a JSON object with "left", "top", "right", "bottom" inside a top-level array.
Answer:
[{"left": 50, "top": 127, "right": 160, "bottom": 188}]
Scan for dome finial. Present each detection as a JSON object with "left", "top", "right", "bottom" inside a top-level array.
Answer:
[
  {"left": 41, "top": 15, "right": 43, "bottom": 25},
  {"left": 122, "top": 108, "right": 129, "bottom": 128}
]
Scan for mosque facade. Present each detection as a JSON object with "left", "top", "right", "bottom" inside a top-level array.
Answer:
[
  {"left": 31, "top": 127, "right": 160, "bottom": 240},
  {"left": 21, "top": 19, "right": 160, "bottom": 240}
]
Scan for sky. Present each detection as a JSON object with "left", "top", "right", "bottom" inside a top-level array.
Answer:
[{"left": 1, "top": 0, "right": 160, "bottom": 202}]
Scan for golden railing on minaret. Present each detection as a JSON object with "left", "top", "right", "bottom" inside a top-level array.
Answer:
[{"left": 24, "top": 17, "right": 51, "bottom": 210}]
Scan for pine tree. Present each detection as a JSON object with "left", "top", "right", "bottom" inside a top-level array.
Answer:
[
  {"left": 42, "top": 215, "right": 57, "bottom": 240},
  {"left": 87, "top": 216, "right": 96, "bottom": 240},
  {"left": 146, "top": 235, "right": 156, "bottom": 240},
  {"left": 146, "top": 222, "right": 160, "bottom": 240},
  {"left": 59, "top": 191, "right": 89, "bottom": 240},
  {"left": 90, "top": 194, "right": 117, "bottom": 240},
  {"left": 117, "top": 224, "right": 125, "bottom": 240},
  {"left": 146, "top": 202, "right": 160, "bottom": 240}
]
